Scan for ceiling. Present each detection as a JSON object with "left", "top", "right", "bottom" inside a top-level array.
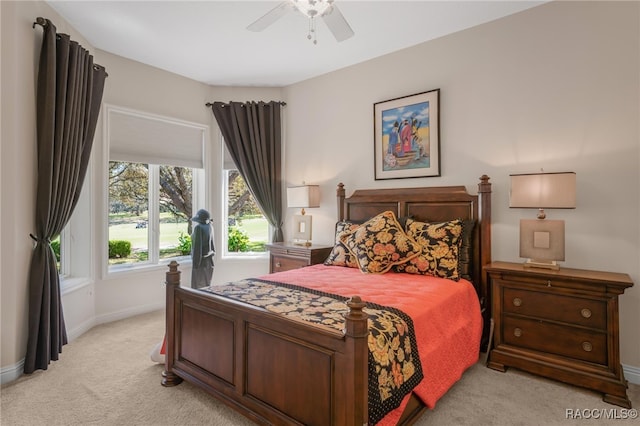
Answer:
[{"left": 47, "top": 1, "right": 544, "bottom": 87}]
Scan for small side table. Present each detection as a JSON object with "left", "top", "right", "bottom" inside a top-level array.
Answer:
[
  {"left": 485, "top": 261, "right": 633, "bottom": 408},
  {"left": 266, "top": 242, "right": 333, "bottom": 273}
]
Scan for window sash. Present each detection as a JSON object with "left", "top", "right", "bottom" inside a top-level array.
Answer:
[{"left": 107, "top": 162, "right": 201, "bottom": 272}]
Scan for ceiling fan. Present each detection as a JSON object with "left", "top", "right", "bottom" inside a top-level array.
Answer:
[{"left": 247, "top": 0, "right": 354, "bottom": 44}]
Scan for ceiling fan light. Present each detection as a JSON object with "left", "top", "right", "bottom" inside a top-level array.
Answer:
[
  {"left": 293, "top": 0, "right": 333, "bottom": 19},
  {"left": 248, "top": 0, "right": 352, "bottom": 45}
]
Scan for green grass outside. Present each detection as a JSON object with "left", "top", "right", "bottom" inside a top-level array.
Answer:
[
  {"left": 233, "top": 217, "right": 269, "bottom": 242},
  {"left": 108, "top": 221, "right": 189, "bottom": 250},
  {"left": 108, "top": 214, "right": 268, "bottom": 265}
]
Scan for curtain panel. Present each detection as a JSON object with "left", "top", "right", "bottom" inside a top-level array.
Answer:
[
  {"left": 25, "top": 18, "right": 107, "bottom": 374},
  {"left": 210, "top": 101, "right": 284, "bottom": 242}
]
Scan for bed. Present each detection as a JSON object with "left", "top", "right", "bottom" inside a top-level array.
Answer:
[{"left": 161, "top": 176, "right": 492, "bottom": 425}]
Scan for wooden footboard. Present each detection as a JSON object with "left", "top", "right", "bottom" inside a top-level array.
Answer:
[{"left": 162, "top": 261, "right": 369, "bottom": 425}]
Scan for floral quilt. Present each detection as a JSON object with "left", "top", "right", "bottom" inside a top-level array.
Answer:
[{"left": 201, "top": 278, "right": 423, "bottom": 425}]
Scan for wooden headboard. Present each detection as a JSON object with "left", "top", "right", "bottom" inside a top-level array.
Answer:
[{"left": 336, "top": 175, "right": 492, "bottom": 347}]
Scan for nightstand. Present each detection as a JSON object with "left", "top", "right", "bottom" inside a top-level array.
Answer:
[
  {"left": 485, "top": 261, "right": 633, "bottom": 408},
  {"left": 266, "top": 242, "right": 333, "bottom": 273}
]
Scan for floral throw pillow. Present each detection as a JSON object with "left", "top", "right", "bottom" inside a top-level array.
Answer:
[
  {"left": 395, "top": 218, "right": 463, "bottom": 280},
  {"left": 324, "top": 221, "right": 361, "bottom": 268},
  {"left": 340, "top": 211, "right": 421, "bottom": 274}
]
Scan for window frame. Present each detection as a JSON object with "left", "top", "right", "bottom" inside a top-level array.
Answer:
[
  {"left": 220, "top": 140, "right": 270, "bottom": 259},
  {"left": 58, "top": 160, "right": 94, "bottom": 294},
  {"left": 59, "top": 226, "right": 71, "bottom": 277},
  {"left": 103, "top": 105, "right": 209, "bottom": 277},
  {"left": 106, "top": 162, "right": 203, "bottom": 273}
]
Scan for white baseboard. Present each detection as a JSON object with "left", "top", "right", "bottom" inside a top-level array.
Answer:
[
  {"left": 623, "top": 363, "right": 640, "bottom": 385},
  {"left": 0, "top": 358, "right": 24, "bottom": 385},
  {"left": 66, "top": 316, "right": 97, "bottom": 343},
  {"left": 0, "top": 318, "right": 93, "bottom": 384},
  {"left": 95, "top": 302, "right": 164, "bottom": 325},
  {"left": 1, "top": 303, "right": 163, "bottom": 385}
]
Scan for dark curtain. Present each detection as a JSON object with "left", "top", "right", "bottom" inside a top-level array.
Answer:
[
  {"left": 25, "top": 18, "right": 107, "bottom": 374},
  {"left": 210, "top": 101, "right": 284, "bottom": 242}
]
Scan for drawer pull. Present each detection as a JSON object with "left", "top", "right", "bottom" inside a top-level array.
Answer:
[
  {"left": 512, "top": 297, "right": 522, "bottom": 307},
  {"left": 582, "top": 341, "right": 593, "bottom": 352},
  {"left": 547, "top": 280, "right": 552, "bottom": 287},
  {"left": 581, "top": 308, "right": 592, "bottom": 319},
  {"left": 275, "top": 262, "right": 281, "bottom": 268},
  {"left": 513, "top": 328, "right": 522, "bottom": 337}
]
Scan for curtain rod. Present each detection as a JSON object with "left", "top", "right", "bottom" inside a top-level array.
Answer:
[
  {"left": 205, "top": 101, "right": 286, "bottom": 107},
  {"left": 33, "top": 17, "right": 109, "bottom": 77},
  {"left": 32, "top": 17, "right": 47, "bottom": 29}
]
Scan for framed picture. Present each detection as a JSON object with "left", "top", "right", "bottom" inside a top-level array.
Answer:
[{"left": 374, "top": 89, "right": 440, "bottom": 180}]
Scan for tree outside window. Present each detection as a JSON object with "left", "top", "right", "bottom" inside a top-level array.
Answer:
[
  {"left": 225, "top": 169, "right": 268, "bottom": 254},
  {"left": 108, "top": 161, "right": 195, "bottom": 267}
]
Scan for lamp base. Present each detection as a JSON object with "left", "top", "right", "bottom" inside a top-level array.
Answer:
[
  {"left": 292, "top": 239, "right": 312, "bottom": 247},
  {"left": 523, "top": 259, "right": 560, "bottom": 271}
]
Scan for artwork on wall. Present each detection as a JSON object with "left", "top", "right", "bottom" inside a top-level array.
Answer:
[{"left": 374, "top": 89, "right": 440, "bottom": 180}]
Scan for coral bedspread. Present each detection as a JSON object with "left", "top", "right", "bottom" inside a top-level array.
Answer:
[{"left": 262, "top": 264, "right": 482, "bottom": 425}]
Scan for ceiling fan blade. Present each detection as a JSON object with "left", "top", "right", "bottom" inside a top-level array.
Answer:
[
  {"left": 321, "top": 4, "right": 354, "bottom": 42},
  {"left": 247, "top": 2, "right": 292, "bottom": 32}
]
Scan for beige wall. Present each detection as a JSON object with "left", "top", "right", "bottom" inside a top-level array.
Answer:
[
  {"left": 2, "top": 0, "right": 638, "bottom": 383},
  {"left": 282, "top": 1, "right": 640, "bottom": 371}
]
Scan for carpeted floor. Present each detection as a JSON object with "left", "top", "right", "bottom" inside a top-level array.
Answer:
[{"left": 1, "top": 310, "right": 638, "bottom": 425}]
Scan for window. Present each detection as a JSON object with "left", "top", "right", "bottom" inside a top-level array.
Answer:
[
  {"left": 222, "top": 144, "right": 269, "bottom": 255},
  {"left": 57, "top": 172, "right": 93, "bottom": 291},
  {"left": 106, "top": 105, "right": 207, "bottom": 273},
  {"left": 108, "top": 162, "right": 196, "bottom": 268}
]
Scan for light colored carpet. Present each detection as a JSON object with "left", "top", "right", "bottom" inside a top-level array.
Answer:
[{"left": 2, "top": 310, "right": 638, "bottom": 425}]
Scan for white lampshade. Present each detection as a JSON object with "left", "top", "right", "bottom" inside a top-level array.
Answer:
[
  {"left": 287, "top": 185, "right": 320, "bottom": 209},
  {"left": 510, "top": 172, "right": 576, "bottom": 209}
]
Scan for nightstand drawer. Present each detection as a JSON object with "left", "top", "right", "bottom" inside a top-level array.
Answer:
[
  {"left": 503, "top": 287, "right": 606, "bottom": 329},
  {"left": 271, "top": 254, "right": 308, "bottom": 272},
  {"left": 503, "top": 316, "right": 607, "bottom": 365},
  {"left": 267, "top": 243, "right": 333, "bottom": 273}
]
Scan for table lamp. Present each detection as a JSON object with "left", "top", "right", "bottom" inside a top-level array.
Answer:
[
  {"left": 287, "top": 185, "right": 320, "bottom": 246},
  {"left": 510, "top": 172, "right": 576, "bottom": 270}
]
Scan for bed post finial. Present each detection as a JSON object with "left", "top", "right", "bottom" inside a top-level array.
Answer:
[
  {"left": 344, "top": 296, "right": 367, "bottom": 337},
  {"left": 337, "top": 182, "right": 346, "bottom": 221},
  {"left": 478, "top": 174, "right": 490, "bottom": 191},
  {"left": 166, "top": 260, "right": 181, "bottom": 286}
]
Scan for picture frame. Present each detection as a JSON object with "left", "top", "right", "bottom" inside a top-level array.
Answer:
[{"left": 374, "top": 89, "right": 440, "bottom": 180}]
